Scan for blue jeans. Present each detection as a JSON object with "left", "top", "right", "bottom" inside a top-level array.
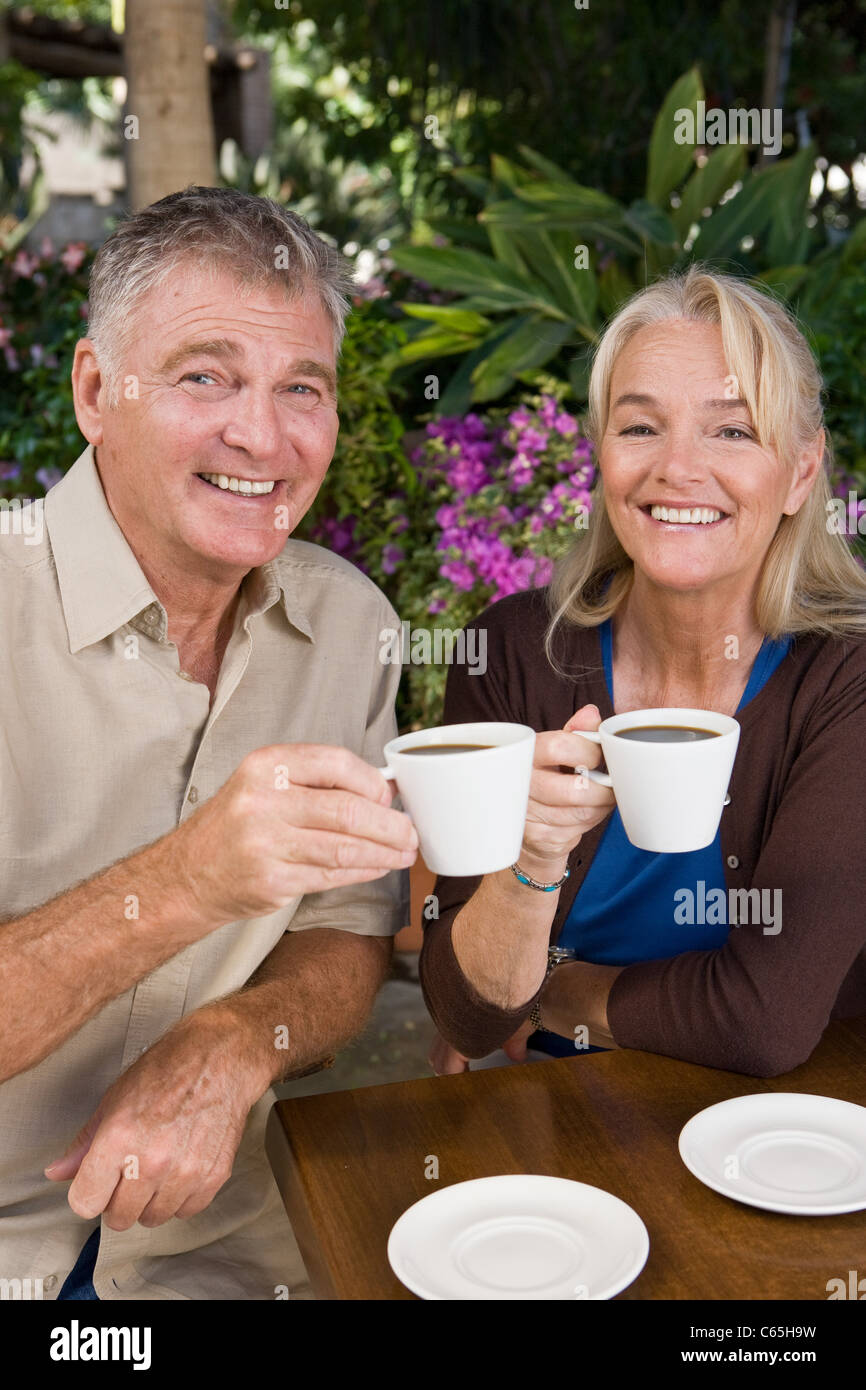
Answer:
[{"left": 57, "top": 1227, "right": 100, "bottom": 1300}]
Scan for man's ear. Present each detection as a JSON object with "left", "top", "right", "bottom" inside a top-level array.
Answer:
[{"left": 70, "top": 338, "right": 106, "bottom": 446}]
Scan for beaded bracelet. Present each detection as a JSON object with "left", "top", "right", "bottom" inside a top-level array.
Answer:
[{"left": 510, "top": 862, "right": 571, "bottom": 892}]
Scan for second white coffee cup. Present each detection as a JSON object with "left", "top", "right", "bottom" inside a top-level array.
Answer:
[{"left": 576, "top": 707, "right": 740, "bottom": 853}]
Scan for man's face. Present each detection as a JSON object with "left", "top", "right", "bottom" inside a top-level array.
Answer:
[{"left": 91, "top": 264, "right": 339, "bottom": 579}]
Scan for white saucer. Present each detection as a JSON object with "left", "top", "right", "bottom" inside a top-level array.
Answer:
[
  {"left": 387, "top": 1174, "right": 649, "bottom": 1299},
  {"left": 679, "top": 1092, "right": 866, "bottom": 1215}
]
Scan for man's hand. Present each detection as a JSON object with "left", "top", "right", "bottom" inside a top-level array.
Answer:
[
  {"left": 428, "top": 1019, "right": 536, "bottom": 1075},
  {"left": 173, "top": 743, "right": 419, "bottom": 927},
  {"left": 43, "top": 1009, "right": 258, "bottom": 1230}
]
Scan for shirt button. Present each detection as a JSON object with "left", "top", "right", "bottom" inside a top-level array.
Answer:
[
  {"left": 44, "top": 1274, "right": 57, "bottom": 1290},
  {"left": 726, "top": 855, "right": 739, "bottom": 869},
  {"left": 187, "top": 786, "right": 199, "bottom": 803}
]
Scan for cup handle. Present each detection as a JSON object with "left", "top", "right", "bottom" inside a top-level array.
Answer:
[
  {"left": 570, "top": 729, "right": 613, "bottom": 787},
  {"left": 576, "top": 766, "right": 614, "bottom": 788},
  {"left": 377, "top": 766, "right": 396, "bottom": 780}
]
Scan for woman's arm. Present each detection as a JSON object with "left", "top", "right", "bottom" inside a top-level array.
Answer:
[
  {"left": 419, "top": 606, "right": 613, "bottom": 1057},
  {"left": 602, "top": 667, "right": 866, "bottom": 1076}
]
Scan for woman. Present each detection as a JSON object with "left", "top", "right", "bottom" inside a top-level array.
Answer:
[{"left": 420, "top": 264, "right": 866, "bottom": 1078}]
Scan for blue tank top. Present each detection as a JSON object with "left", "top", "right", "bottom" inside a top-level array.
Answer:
[{"left": 532, "top": 618, "right": 792, "bottom": 1057}]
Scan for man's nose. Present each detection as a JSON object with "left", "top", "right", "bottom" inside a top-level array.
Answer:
[{"left": 220, "top": 386, "right": 284, "bottom": 459}]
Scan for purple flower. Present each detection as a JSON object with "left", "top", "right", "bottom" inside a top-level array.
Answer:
[
  {"left": 428, "top": 597, "right": 447, "bottom": 614},
  {"left": 439, "top": 559, "right": 476, "bottom": 591},
  {"left": 508, "top": 406, "right": 532, "bottom": 429},
  {"left": 538, "top": 396, "right": 559, "bottom": 427},
  {"left": 30, "top": 344, "right": 44, "bottom": 366},
  {"left": 36, "top": 466, "right": 63, "bottom": 491},
  {"left": 518, "top": 427, "right": 549, "bottom": 453},
  {"left": 553, "top": 411, "right": 578, "bottom": 436},
  {"left": 382, "top": 544, "right": 404, "bottom": 574},
  {"left": 0, "top": 462, "right": 20, "bottom": 480},
  {"left": 392, "top": 513, "right": 410, "bottom": 534},
  {"left": 4, "top": 345, "right": 19, "bottom": 372}
]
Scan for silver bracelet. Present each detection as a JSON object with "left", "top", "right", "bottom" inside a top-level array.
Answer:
[{"left": 510, "top": 861, "right": 570, "bottom": 892}]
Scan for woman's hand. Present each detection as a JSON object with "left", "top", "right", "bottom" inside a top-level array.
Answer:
[
  {"left": 519, "top": 704, "right": 616, "bottom": 871},
  {"left": 428, "top": 1019, "right": 538, "bottom": 1075}
]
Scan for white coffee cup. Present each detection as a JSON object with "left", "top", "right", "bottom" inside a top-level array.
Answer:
[
  {"left": 576, "top": 707, "right": 739, "bottom": 853},
  {"left": 378, "top": 721, "right": 536, "bottom": 876}
]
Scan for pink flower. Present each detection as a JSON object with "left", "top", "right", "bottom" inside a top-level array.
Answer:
[
  {"left": 61, "top": 243, "right": 87, "bottom": 274},
  {"left": 39, "top": 236, "right": 55, "bottom": 259},
  {"left": 11, "top": 250, "right": 38, "bottom": 279},
  {"left": 0, "top": 327, "right": 12, "bottom": 348}
]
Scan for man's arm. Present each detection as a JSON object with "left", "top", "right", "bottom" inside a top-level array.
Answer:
[
  {"left": 0, "top": 744, "right": 416, "bottom": 1087},
  {"left": 45, "top": 926, "right": 395, "bottom": 1230},
  {"left": 208, "top": 926, "right": 395, "bottom": 1096}
]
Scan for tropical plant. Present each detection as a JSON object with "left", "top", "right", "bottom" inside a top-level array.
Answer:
[{"left": 387, "top": 67, "right": 861, "bottom": 415}]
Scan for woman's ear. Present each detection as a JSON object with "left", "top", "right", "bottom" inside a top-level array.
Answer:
[{"left": 782, "top": 429, "right": 825, "bottom": 516}]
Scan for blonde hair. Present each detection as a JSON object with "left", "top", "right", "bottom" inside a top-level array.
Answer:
[{"left": 545, "top": 263, "right": 866, "bottom": 668}]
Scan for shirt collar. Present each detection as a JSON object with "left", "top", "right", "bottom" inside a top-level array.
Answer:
[{"left": 44, "top": 443, "right": 313, "bottom": 653}]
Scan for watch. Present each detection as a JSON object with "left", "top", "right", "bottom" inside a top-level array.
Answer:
[{"left": 528, "top": 945, "right": 576, "bottom": 1032}]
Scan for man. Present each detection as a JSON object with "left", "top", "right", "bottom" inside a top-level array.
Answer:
[{"left": 0, "top": 186, "right": 417, "bottom": 1300}]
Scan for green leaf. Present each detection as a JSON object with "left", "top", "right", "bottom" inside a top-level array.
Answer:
[
  {"left": 597, "top": 261, "right": 637, "bottom": 318},
  {"left": 646, "top": 66, "right": 704, "bottom": 207},
  {"left": 486, "top": 223, "right": 531, "bottom": 275},
  {"left": 754, "top": 266, "right": 809, "bottom": 300},
  {"left": 389, "top": 244, "right": 563, "bottom": 313},
  {"left": 624, "top": 198, "right": 679, "bottom": 246},
  {"left": 508, "top": 227, "right": 599, "bottom": 326},
  {"left": 470, "top": 315, "right": 573, "bottom": 401},
  {"left": 515, "top": 145, "right": 577, "bottom": 184},
  {"left": 399, "top": 303, "right": 492, "bottom": 335},
  {"left": 450, "top": 167, "right": 492, "bottom": 200},
  {"left": 691, "top": 147, "right": 814, "bottom": 263},
  {"left": 765, "top": 148, "right": 815, "bottom": 265},
  {"left": 435, "top": 321, "right": 519, "bottom": 415},
  {"left": 841, "top": 218, "right": 866, "bottom": 266},
  {"left": 425, "top": 215, "right": 490, "bottom": 249},
  {"left": 511, "top": 180, "right": 623, "bottom": 218},
  {"left": 481, "top": 200, "right": 643, "bottom": 254},
  {"left": 394, "top": 327, "right": 484, "bottom": 366},
  {"left": 672, "top": 143, "right": 747, "bottom": 240}
]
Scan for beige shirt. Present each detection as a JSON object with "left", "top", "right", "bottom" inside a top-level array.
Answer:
[{"left": 0, "top": 442, "right": 408, "bottom": 1300}]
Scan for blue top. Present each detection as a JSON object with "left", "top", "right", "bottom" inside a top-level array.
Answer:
[{"left": 531, "top": 618, "right": 792, "bottom": 1057}]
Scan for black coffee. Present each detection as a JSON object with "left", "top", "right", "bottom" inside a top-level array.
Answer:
[
  {"left": 616, "top": 726, "right": 720, "bottom": 743},
  {"left": 400, "top": 743, "right": 495, "bottom": 755}
]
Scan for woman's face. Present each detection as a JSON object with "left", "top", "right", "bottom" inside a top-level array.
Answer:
[{"left": 600, "top": 319, "right": 819, "bottom": 600}]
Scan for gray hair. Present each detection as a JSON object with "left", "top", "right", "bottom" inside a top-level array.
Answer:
[{"left": 85, "top": 185, "right": 356, "bottom": 409}]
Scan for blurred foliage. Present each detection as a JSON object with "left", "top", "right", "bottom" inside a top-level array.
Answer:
[{"left": 233, "top": 0, "right": 866, "bottom": 226}]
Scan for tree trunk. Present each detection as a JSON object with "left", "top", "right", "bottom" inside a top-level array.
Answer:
[
  {"left": 124, "top": 0, "right": 216, "bottom": 210},
  {"left": 758, "top": 0, "right": 797, "bottom": 167}
]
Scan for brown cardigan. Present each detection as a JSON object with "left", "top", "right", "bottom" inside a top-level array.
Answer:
[{"left": 418, "top": 585, "right": 866, "bottom": 1077}]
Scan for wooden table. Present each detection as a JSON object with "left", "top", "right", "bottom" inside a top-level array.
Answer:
[{"left": 266, "top": 1017, "right": 866, "bottom": 1300}]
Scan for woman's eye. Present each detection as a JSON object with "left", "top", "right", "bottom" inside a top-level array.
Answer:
[
  {"left": 720, "top": 426, "right": 752, "bottom": 439},
  {"left": 621, "top": 424, "right": 654, "bottom": 436},
  {"left": 183, "top": 372, "right": 216, "bottom": 385}
]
